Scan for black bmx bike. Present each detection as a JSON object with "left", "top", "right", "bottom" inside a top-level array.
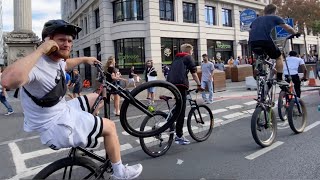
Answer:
[
  {"left": 139, "top": 89, "right": 214, "bottom": 158},
  {"left": 33, "top": 64, "right": 183, "bottom": 179}
]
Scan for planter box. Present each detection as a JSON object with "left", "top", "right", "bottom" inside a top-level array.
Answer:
[{"left": 231, "top": 65, "right": 253, "bottom": 82}]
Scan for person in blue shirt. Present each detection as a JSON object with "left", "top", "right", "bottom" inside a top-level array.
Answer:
[
  {"left": 65, "top": 72, "right": 73, "bottom": 98},
  {"left": 249, "top": 4, "right": 299, "bottom": 84}
]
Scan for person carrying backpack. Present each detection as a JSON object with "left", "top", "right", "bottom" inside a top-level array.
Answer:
[{"left": 167, "top": 43, "right": 202, "bottom": 145}]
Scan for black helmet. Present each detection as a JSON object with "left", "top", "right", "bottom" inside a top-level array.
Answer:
[{"left": 41, "top": 19, "right": 82, "bottom": 40}]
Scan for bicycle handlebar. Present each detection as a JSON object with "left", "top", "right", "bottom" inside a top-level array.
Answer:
[{"left": 286, "top": 33, "right": 301, "bottom": 40}]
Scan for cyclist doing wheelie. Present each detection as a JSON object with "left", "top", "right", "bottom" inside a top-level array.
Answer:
[
  {"left": 1, "top": 20, "right": 142, "bottom": 179},
  {"left": 249, "top": 4, "right": 300, "bottom": 84}
]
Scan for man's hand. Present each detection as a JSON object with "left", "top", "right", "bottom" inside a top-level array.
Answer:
[
  {"left": 84, "top": 57, "right": 102, "bottom": 66},
  {"left": 38, "top": 37, "right": 59, "bottom": 55}
]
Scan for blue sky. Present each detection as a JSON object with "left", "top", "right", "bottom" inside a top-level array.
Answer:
[{"left": 3, "top": 0, "right": 61, "bottom": 39}]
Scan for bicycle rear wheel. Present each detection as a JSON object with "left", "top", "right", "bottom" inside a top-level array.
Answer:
[
  {"left": 251, "top": 106, "right": 277, "bottom": 148},
  {"left": 120, "top": 80, "right": 182, "bottom": 137},
  {"left": 287, "top": 98, "right": 307, "bottom": 133},
  {"left": 187, "top": 105, "right": 213, "bottom": 142},
  {"left": 278, "top": 90, "right": 288, "bottom": 121},
  {"left": 33, "top": 157, "right": 100, "bottom": 179},
  {"left": 139, "top": 111, "right": 175, "bottom": 158}
]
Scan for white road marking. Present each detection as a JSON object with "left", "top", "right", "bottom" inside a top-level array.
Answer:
[
  {"left": 8, "top": 162, "right": 50, "bottom": 180},
  {"left": 226, "top": 105, "right": 243, "bottom": 110},
  {"left": 304, "top": 121, "right": 320, "bottom": 132},
  {"left": 242, "top": 109, "right": 255, "bottom": 114},
  {"left": 244, "top": 101, "right": 257, "bottom": 106},
  {"left": 211, "top": 109, "right": 227, "bottom": 114},
  {"left": 177, "top": 159, "right": 184, "bottom": 165},
  {"left": 8, "top": 143, "right": 27, "bottom": 174},
  {"left": 223, "top": 112, "right": 245, "bottom": 119},
  {"left": 96, "top": 143, "right": 133, "bottom": 157},
  {"left": 245, "top": 141, "right": 284, "bottom": 160},
  {"left": 122, "top": 126, "right": 151, "bottom": 136},
  {"left": 22, "top": 148, "right": 63, "bottom": 159},
  {"left": 0, "top": 135, "right": 39, "bottom": 146}
]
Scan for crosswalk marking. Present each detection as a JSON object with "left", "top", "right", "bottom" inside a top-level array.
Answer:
[
  {"left": 212, "top": 109, "right": 227, "bottom": 114},
  {"left": 8, "top": 143, "right": 27, "bottom": 174},
  {"left": 244, "top": 101, "right": 257, "bottom": 105},
  {"left": 223, "top": 112, "right": 245, "bottom": 119},
  {"left": 226, "top": 105, "right": 243, "bottom": 110}
]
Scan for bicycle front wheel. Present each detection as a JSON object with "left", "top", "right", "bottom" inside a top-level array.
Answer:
[
  {"left": 251, "top": 107, "right": 277, "bottom": 148},
  {"left": 187, "top": 105, "right": 214, "bottom": 142},
  {"left": 33, "top": 157, "right": 100, "bottom": 179},
  {"left": 139, "top": 111, "right": 175, "bottom": 158},
  {"left": 288, "top": 98, "right": 307, "bottom": 133},
  {"left": 120, "top": 80, "right": 183, "bottom": 137}
]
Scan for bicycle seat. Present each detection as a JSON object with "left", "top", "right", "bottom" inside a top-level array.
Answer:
[{"left": 159, "top": 95, "right": 172, "bottom": 101}]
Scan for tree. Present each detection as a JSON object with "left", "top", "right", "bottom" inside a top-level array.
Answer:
[{"left": 272, "top": 0, "right": 320, "bottom": 35}]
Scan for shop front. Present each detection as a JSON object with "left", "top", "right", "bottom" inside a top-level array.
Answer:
[
  {"left": 114, "top": 38, "right": 145, "bottom": 74},
  {"left": 207, "top": 40, "right": 233, "bottom": 64},
  {"left": 161, "top": 38, "right": 198, "bottom": 66}
]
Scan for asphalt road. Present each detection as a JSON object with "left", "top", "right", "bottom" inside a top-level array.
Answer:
[{"left": 0, "top": 89, "right": 319, "bottom": 179}]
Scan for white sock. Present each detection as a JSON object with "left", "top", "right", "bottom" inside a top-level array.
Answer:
[{"left": 112, "top": 160, "right": 124, "bottom": 176}]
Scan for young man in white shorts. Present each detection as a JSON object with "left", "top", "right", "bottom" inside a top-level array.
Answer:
[{"left": 1, "top": 19, "right": 142, "bottom": 179}]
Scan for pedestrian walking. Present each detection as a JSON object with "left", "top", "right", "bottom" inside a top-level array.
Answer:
[
  {"left": 227, "top": 56, "right": 234, "bottom": 66},
  {"left": 162, "top": 65, "right": 170, "bottom": 80},
  {"left": 145, "top": 60, "right": 157, "bottom": 104},
  {"left": 128, "top": 66, "right": 138, "bottom": 88},
  {"left": 201, "top": 54, "right": 214, "bottom": 104},
  {"left": 0, "top": 68, "right": 14, "bottom": 115},
  {"left": 233, "top": 57, "right": 240, "bottom": 66},
  {"left": 71, "top": 69, "right": 82, "bottom": 98},
  {"left": 65, "top": 71, "right": 73, "bottom": 99}
]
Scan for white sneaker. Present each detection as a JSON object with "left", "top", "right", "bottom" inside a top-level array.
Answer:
[
  {"left": 4, "top": 111, "right": 14, "bottom": 116},
  {"left": 111, "top": 164, "right": 143, "bottom": 180}
]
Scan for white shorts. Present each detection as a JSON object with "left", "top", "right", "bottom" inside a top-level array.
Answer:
[{"left": 40, "top": 95, "right": 103, "bottom": 150}]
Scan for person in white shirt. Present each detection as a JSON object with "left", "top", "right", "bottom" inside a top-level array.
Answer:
[
  {"left": 1, "top": 19, "right": 142, "bottom": 179},
  {"left": 201, "top": 54, "right": 214, "bottom": 104},
  {"left": 283, "top": 51, "right": 307, "bottom": 98}
]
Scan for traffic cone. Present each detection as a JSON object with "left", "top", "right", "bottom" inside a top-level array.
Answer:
[{"left": 308, "top": 67, "right": 317, "bottom": 86}]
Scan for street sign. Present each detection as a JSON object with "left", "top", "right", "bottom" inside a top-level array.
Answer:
[
  {"left": 240, "top": 9, "right": 257, "bottom": 32},
  {"left": 275, "top": 18, "right": 294, "bottom": 38}
]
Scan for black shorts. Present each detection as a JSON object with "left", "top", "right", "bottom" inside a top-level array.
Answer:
[{"left": 250, "top": 40, "right": 281, "bottom": 59}]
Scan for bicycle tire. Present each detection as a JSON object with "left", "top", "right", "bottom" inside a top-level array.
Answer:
[
  {"left": 33, "top": 157, "right": 100, "bottom": 179},
  {"left": 139, "top": 111, "right": 174, "bottom": 158},
  {"left": 251, "top": 106, "right": 277, "bottom": 148},
  {"left": 287, "top": 98, "right": 307, "bottom": 133},
  {"left": 278, "top": 90, "right": 288, "bottom": 121},
  {"left": 120, "top": 80, "right": 182, "bottom": 137},
  {"left": 187, "top": 105, "right": 213, "bottom": 142}
]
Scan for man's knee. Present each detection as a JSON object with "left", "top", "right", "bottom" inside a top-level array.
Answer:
[{"left": 101, "top": 118, "right": 117, "bottom": 136}]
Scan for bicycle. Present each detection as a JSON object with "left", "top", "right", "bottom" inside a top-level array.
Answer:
[
  {"left": 32, "top": 64, "right": 183, "bottom": 179},
  {"left": 139, "top": 89, "right": 214, "bottom": 158},
  {"left": 91, "top": 64, "right": 183, "bottom": 138},
  {"left": 276, "top": 37, "right": 307, "bottom": 133},
  {"left": 251, "top": 34, "right": 306, "bottom": 148}
]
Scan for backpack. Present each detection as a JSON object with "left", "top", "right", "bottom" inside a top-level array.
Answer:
[{"left": 167, "top": 56, "right": 188, "bottom": 87}]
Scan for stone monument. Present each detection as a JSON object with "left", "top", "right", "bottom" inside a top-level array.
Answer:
[{"left": 4, "top": 0, "right": 39, "bottom": 65}]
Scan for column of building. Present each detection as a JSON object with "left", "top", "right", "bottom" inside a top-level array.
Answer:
[
  {"left": 145, "top": 0, "right": 163, "bottom": 78},
  {"left": 197, "top": 0, "right": 207, "bottom": 61},
  {"left": 100, "top": 0, "right": 114, "bottom": 61},
  {"left": 233, "top": 4, "right": 241, "bottom": 59}
]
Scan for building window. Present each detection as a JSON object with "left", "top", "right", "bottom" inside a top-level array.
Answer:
[
  {"left": 84, "top": 17, "right": 88, "bottom": 34},
  {"left": 96, "top": 43, "right": 101, "bottom": 61},
  {"left": 74, "top": 0, "right": 78, "bottom": 10},
  {"left": 205, "top": 6, "right": 215, "bottom": 25},
  {"left": 207, "top": 40, "right": 233, "bottom": 64},
  {"left": 114, "top": 38, "right": 145, "bottom": 73},
  {"left": 95, "top": 8, "right": 100, "bottom": 29},
  {"left": 159, "top": 0, "right": 174, "bottom": 21},
  {"left": 83, "top": 47, "right": 92, "bottom": 81},
  {"left": 113, "top": 0, "right": 143, "bottom": 23},
  {"left": 222, "top": 8, "right": 232, "bottom": 27},
  {"left": 161, "top": 38, "right": 198, "bottom": 65},
  {"left": 183, "top": 2, "right": 196, "bottom": 23}
]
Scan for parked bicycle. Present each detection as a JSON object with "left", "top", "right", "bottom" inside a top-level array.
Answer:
[
  {"left": 251, "top": 34, "right": 307, "bottom": 148},
  {"left": 139, "top": 89, "right": 214, "bottom": 157},
  {"left": 32, "top": 64, "right": 183, "bottom": 179}
]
